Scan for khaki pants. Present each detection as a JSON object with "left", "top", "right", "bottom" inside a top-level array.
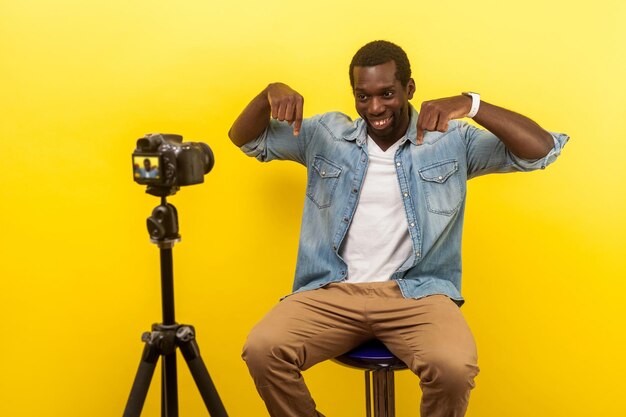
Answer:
[{"left": 242, "top": 281, "right": 479, "bottom": 417}]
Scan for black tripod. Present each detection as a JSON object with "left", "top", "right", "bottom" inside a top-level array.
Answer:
[{"left": 123, "top": 197, "right": 228, "bottom": 417}]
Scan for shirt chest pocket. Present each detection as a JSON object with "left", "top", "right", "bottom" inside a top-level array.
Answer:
[
  {"left": 418, "top": 159, "right": 463, "bottom": 216},
  {"left": 307, "top": 156, "right": 342, "bottom": 209}
]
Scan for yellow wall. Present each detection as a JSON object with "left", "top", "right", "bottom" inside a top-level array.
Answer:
[{"left": 1, "top": 1, "right": 624, "bottom": 416}]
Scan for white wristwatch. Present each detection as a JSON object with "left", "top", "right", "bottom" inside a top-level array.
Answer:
[{"left": 462, "top": 91, "right": 480, "bottom": 118}]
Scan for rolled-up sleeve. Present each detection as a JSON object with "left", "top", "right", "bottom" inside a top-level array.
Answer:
[
  {"left": 240, "top": 116, "right": 320, "bottom": 166},
  {"left": 460, "top": 122, "right": 569, "bottom": 179}
]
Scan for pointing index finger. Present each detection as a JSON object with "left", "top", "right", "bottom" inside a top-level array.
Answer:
[
  {"left": 293, "top": 96, "right": 304, "bottom": 136},
  {"left": 416, "top": 108, "right": 425, "bottom": 144}
]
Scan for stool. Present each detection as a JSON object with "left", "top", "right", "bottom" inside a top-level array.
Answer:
[{"left": 334, "top": 339, "right": 408, "bottom": 417}]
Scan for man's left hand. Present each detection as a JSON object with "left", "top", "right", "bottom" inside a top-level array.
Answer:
[{"left": 416, "top": 95, "right": 472, "bottom": 144}]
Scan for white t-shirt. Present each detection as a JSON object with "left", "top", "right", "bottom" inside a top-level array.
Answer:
[{"left": 340, "top": 136, "right": 413, "bottom": 283}]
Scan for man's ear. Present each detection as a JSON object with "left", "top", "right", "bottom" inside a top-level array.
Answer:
[{"left": 407, "top": 78, "right": 416, "bottom": 100}]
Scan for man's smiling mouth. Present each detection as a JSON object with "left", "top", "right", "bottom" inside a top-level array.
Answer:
[{"left": 370, "top": 116, "right": 392, "bottom": 129}]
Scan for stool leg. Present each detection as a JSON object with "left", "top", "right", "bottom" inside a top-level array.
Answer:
[
  {"left": 372, "top": 368, "right": 395, "bottom": 417},
  {"left": 386, "top": 370, "right": 395, "bottom": 416}
]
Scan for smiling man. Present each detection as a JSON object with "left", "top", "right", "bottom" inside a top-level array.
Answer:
[{"left": 229, "top": 40, "right": 568, "bottom": 417}]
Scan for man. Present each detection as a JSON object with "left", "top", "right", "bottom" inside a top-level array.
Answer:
[
  {"left": 229, "top": 40, "right": 568, "bottom": 417},
  {"left": 137, "top": 158, "right": 159, "bottom": 179}
]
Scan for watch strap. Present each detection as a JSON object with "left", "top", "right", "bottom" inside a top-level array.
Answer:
[{"left": 462, "top": 92, "right": 480, "bottom": 118}]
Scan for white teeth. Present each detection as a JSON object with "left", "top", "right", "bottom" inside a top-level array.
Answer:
[{"left": 373, "top": 117, "right": 390, "bottom": 127}]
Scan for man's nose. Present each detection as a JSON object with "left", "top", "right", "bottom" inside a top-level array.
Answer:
[{"left": 368, "top": 97, "right": 385, "bottom": 115}]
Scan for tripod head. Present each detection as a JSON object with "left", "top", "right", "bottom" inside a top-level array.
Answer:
[{"left": 147, "top": 196, "right": 181, "bottom": 248}]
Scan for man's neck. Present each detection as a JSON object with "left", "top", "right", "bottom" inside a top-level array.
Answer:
[
  {"left": 369, "top": 134, "right": 405, "bottom": 152},
  {"left": 368, "top": 135, "right": 404, "bottom": 152}
]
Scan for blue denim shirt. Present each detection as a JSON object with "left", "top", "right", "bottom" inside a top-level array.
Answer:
[{"left": 241, "top": 106, "right": 568, "bottom": 304}]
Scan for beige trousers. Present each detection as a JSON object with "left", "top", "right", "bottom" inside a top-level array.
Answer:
[{"left": 242, "top": 281, "right": 479, "bottom": 417}]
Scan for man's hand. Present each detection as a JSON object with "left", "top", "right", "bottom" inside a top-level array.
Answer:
[
  {"left": 415, "top": 95, "right": 554, "bottom": 159},
  {"left": 416, "top": 95, "right": 472, "bottom": 144},
  {"left": 229, "top": 82, "right": 304, "bottom": 146},
  {"left": 266, "top": 83, "right": 304, "bottom": 136}
]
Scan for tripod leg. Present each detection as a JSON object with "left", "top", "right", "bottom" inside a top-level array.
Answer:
[
  {"left": 178, "top": 327, "right": 228, "bottom": 417},
  {"left": 124, "top": 341, "right": 160, "bottom": 417},
  {"left": 162, "top": 352, "right": 179, "bottom": 417}
]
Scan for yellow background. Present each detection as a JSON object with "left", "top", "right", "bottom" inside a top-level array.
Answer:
[{"left": 1, "top": 1, "right": 624, "bottom": 416}]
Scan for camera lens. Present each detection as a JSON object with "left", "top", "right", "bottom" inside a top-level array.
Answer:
[{"left": 198, "top": 142, "right": 215, "bottom": 174}]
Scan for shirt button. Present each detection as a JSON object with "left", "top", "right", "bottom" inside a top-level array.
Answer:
[
  {"left": 396, "top": 162, "right": 401, "bottom": 167},
  {"left": 403, "top": 192, "right": 409, "bottom": 198},
  {"left": 352, "top": 188, "right": 358, "bottom": 193},
  {"left": 416, "top": 252, "right": 421, "bottom": 257},
  {"left": 438, "top": 176, "right": 443, "bottom": 180},
  {"left": 410, "top": 222, "right": 415, "bottom": 227},
  {"left": 321, "top": 171, "right": 326, "bottom": 176}
]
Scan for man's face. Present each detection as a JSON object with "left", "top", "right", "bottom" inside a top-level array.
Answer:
[
  {"left": 352, "top": 60, "right": 415, "bottom": 144},
  {"left": 144, "top": 159, "right": 151, "bottom": 170}
]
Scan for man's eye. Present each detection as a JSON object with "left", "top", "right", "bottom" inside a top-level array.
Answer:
[
  {"left": 383, "top": 91, "right": 394, "bottom": 98},
  {"left": 357, "top": 94, "right": 368, "bottom": 101}
]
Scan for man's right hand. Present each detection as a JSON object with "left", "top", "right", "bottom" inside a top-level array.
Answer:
[
  {"left": 229, "top": 82, "right": 304, "bottom": 147},
  {"left": 266, "top": 83, "right": 304, "bottom": 136}
]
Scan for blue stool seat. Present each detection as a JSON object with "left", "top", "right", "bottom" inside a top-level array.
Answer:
[{"left": 334, "top": 340, "right": 408, "bottom": 417}]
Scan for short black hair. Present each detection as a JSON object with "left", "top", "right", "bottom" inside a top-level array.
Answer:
[{"left": 349, "top": 40, "right": 412, "bottom": 88}]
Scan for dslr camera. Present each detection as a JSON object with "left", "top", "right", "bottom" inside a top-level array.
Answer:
[{"left": 132, "top": 133, "right": 215, "bottom": 196}]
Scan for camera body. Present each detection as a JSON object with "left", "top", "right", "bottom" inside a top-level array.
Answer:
[{"left": 132, "top": 133, "right": 214, "bottom": 196}]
